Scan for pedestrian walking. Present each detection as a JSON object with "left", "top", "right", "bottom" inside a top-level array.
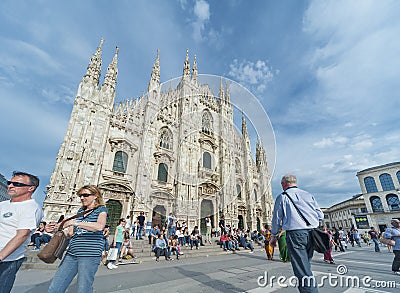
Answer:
[
  {"left": 270, "top": 174, "right": 324, "bottom": 293},
  {"left": 383, "top": 219, "right": 400, "bottom": 275},
  {"left": 0, "top": 171, "right": 43, "bottom": 293}
]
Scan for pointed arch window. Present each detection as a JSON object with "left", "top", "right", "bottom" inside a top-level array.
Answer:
[
  {"left": 370, "top": 196, "right": 384, "bottom": 212},
  {"left": 364, "top": 176, "right": 378, "bottom": 193},
  {"left": 236, "top": 184, "right": 242, "bottom": 199},
  {"left": 203, "top": 152, "right": 211, "bottom": 169},
  {"left": 397, "top": 171, "right": 400, "bottom": 185},
  {"left": 113, "top": 151, "right": 128, "bottom": 173},
  {"left": 254, "top": 189, "right": 258, "bottom": 202},
  {"left": 235, "top": 158, "right": 241, "bottom": 174},
  {"left": 386, "top": 194, "right": 400, "bottom": 211},
  {"left": 157, "top": 163, "right": 168, "bottom": 182},
  {"left": 159, "top": 128, "right": 172, "bottom": 150},
  {"left": 201, "top": 111, "right": 213, "bottom": 135},
  {"left": 379, "top": 173, "right": 394, "bottom": 191}
]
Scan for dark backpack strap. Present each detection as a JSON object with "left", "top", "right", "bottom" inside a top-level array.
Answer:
[
  {"left": 58, "top": 208, "right": 95, "bottom": 230},
  {"left": 282, "top": 191, "right": 311, "bottom": 226}
]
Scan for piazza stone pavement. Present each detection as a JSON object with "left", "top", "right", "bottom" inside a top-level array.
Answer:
[{"left": 12, "top": 242, "right": 400, "bottom": 293}]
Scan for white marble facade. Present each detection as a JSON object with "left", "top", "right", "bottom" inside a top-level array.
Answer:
[{"left": 43, "top": 39, "right": 274, "bottom": 232}]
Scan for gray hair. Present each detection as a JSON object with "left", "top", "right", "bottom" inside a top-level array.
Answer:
[
  {"left": 12, "top": 171, "right": 39, "bottom": 188},
  {"left": 281, "top": 174, "right": 297, "bottom": 184}
]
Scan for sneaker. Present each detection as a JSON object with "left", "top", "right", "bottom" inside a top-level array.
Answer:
[
  {"left": 31, "top": 248, "right": 40, "bottom": 251},
  {"left": 393, "top": 271, "right": 400, "bottom": 275},
  {"left": 249, "top": 251, "right": 254, "bottom": 254},
  {"left": 107, "top": 263, "right": 114, "bottom": 270}
]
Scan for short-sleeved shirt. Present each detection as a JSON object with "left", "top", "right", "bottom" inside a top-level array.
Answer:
[
  {"left": 137, "top": 215, "right": 145, "bottom": 226},
  {"left": 0, "top": 199, "right": 43, "bottom": 261},
  {"left": 115, "top": 225, "right": 125, "bottom": 243},
  {"left": 67, "top": 206, "right": 108, "bottom": 257},
  {"left": 368, "top": 230, "right": 379, "bottom": 239}
]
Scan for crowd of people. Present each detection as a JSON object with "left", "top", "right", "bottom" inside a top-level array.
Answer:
[{"left": 1, "top": 171, "right": 400, "bottom": 293}]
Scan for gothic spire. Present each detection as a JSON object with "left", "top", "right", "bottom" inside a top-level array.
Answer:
[
  {"left": 182, "top": 49, "right": 191, "bottom": 80},
  {"left": 84, "top": 38, "right": 104, "bottom": 85},
  {"left": 219, "top": 77, "right": 224, "bottom": 101},
  {"left": 192, "top": 54, "right": 198, "bottom": 85},
  {"left": 148, "top": 49, "right": 161, "bottom": 92},
  {"left": 102, "top": 46, "right": 119, "bottom": 89},
  {"left": 256, "top": 137, "right": 262, "bottom": 166},
  {"left": 225, "top": 80, "right": 230, "bottom": 103},
  {"left": 242, "top": 111, "right": 248, "bottom": 137}
]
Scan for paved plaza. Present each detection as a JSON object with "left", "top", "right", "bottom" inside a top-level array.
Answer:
[{"left": 12, "top": 244, "right": 400, "bottom": 293}]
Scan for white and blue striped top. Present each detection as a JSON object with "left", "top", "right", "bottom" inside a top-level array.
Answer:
[{"left": 67, "top": 206, "right": 108, "bottom": 257}]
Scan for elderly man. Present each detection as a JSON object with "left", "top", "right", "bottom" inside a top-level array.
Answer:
[
  {"left": 383, "top": 219, "right": 400, "bottom": 275},
  {"left": 270, "top": 174, "right": 324, "bottom": 293},
  {"left": 0, "top": 171, "right": 43, "bottom": 293}
]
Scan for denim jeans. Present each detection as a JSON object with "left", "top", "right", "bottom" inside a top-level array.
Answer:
[
  {"left": 47, "top": 254, "right": 101, "bottom": 293},
  {"left": 190, "top": 239, "right": 199, "bottom": 249},
  {"left": 286, "top": 229, "right": 318, "bottom": 293},
  {"left": 136, "top": 226, "right": 144, "bottom": 240},
  {"left": 167, "top": 226, "right": 176, "bottom": 238},
  {"left": 372, "top": 238, "right": 380, "bottom": 252},
  {"left": 0, "top": 257, "right": 25, "bottom": 293},
  {"left": 35, "top": 234, "right": 52, "bottom": 249}
]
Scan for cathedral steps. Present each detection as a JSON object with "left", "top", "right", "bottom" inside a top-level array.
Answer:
[{"left": 21, "top": 238, "right": 250, "bottom": 270}]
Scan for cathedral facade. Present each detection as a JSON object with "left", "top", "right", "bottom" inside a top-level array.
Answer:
[{"left": 43, "top": 39, "right": 274, "bottom": 232}]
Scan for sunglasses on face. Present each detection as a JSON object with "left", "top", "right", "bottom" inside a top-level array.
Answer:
[
  {"left": 78, "top": 193, "right": 94, "bottom": 198},
  {"left": 7, "top": 181, "right": 34, "bottom": 187}
]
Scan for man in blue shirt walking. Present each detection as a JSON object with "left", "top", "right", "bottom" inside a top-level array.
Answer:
[{"left": 270, "top": 174, "right": 324, "bottom": 293}]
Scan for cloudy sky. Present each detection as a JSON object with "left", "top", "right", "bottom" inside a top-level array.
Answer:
[{"left": 1, "top": 0, "right": 400, "bottom": 207}]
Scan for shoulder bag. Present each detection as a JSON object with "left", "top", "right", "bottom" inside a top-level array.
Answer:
[
  {"left": 283, "top": 192, "right": 330, "bottom": 253},
  {"left": 381, "top": 228, "right": 396, "bottom": 246},
  {"left": 37, "top": 208, "right": 95, "bottom": 263}
]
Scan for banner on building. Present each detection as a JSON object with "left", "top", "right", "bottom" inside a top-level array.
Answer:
[{"left": 354, "top": 215, "right": 369, "bottom": 229}]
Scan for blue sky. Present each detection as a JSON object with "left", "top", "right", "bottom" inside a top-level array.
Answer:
[{"left": 1, "top": 0, "right": 400, "bottom": 208}]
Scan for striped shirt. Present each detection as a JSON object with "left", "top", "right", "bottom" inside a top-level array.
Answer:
[{"left": 67, "top": 206, "right": 108, "bottom": 257}]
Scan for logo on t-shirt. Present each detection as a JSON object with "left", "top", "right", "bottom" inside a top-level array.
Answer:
[{"left": 2, "top": 212, "right": 13, "bottom": 218}]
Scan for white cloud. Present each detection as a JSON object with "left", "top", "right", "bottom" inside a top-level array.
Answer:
[
  {"left": 192, "top": 0, "right": 210, "bottom": 42},
  {"left": 228, "top": 59, "right": 274, "bottom": 94},
  {"left": 301, "top": 0, "right": 400, "bottom": 123},
  {"left": 313, "top": 134, "right": 349, "bottom": 148},
  {"left": 194, "top": 0, "right": 210, "bottom": 21},
  {"left": 41, "top": 85, "right": 75, "bottom": 105}
]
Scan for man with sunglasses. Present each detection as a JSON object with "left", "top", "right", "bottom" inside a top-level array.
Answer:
[{"left": 0, "top": 171, "right": 43, "bottom": 293}]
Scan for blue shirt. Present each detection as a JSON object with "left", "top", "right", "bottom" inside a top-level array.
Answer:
[
  {"left": 271, "top": 187, "right": 324, "bottom": 236},
  {"left": 383, "top": 226, "right": 400, "bottom": 251},
  {"left": 67, "top": 206, "right": 108, "bottom": 257}
]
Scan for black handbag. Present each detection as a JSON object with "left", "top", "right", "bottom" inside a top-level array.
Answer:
[{"left": 283, "top": 192, "right": 330, "bottom": 253}]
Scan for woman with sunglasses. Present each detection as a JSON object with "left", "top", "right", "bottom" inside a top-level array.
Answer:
[{"left": 48, "top": 185, "right": 108, "bottom": 293}]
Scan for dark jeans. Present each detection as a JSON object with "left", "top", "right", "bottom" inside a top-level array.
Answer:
[
  {"left": 136, "top": 226, "right": 144, "bottom": 240},
  {"left": 35, "top": 234, "right": 52, "bottom": 249},
  {"left": 372, "top": 238, "right": 380, "bottom": 252},
  {"left": 286, "top": 229, "right": 318, "bottom": 293},
  {"left": 190, "top": 239, "right": 199, "bottom": 249},
  {"left": 0, "top": 257, "right": 25, "bottom": 293},
  {"left": 155, "top": 247, "right": 169, "bottom": 259},
  {"left": 392, "top": 250, "right": 400, "bottom": 272}
]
